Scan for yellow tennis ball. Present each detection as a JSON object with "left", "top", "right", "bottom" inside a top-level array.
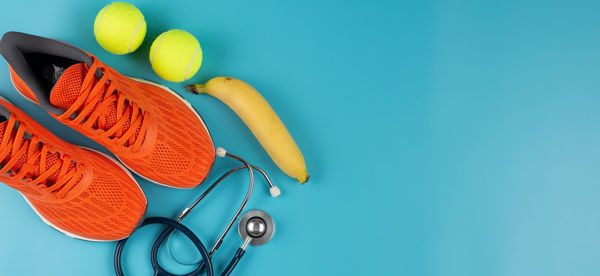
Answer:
[
  {"left": 94, "top": 2, "right": 146, "bottom": 55},
  {"left": 149, "top": 29, "right": 203, "bottom": 82}
]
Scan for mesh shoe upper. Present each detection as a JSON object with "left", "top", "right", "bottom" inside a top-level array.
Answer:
[
  {"left": 0, "top": 32, "right": 215, "bottom": 188},
  {"left": 0, "top": 99, "right": 147, "bottom": 241}
]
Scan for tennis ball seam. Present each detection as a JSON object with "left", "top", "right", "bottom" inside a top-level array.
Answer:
[
  {"left": 150, "top": 33, "right": 166, "bottom": 63},
  {"left": 128, "top": 18, "right": 145, "bottom": 52},
  {"left": 94, "top": 6, "right": 109, "bottom": 36},
  {"left": 184, "top": 46, "right": 201, "bottom": 80}
]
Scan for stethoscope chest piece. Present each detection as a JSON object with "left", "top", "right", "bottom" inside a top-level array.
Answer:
[{"left": 238, "top": 209, "right": 275, "bottom": 246}]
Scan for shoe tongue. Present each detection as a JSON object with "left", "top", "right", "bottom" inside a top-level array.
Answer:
[
  {"left": 0, "top": 120, "right": 76, "bottom": 187},
  {"left": 49, "top": 63, "right": 87, "bottom": 110},
  {"left": 49, "top": 63, "right": 138, "bottom": 141}
]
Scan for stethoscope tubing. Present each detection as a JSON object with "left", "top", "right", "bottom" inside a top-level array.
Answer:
[
  {"left": 115, "top": 216, "right": 246, "bottom": 276},
  {"left": 220, "top": 248, "right": 246, "bottom": 276},
  {"left": 114, "top": 217, "right": 214, "bottom": 276},
  {"left": 114, "top": 149, "right": 274, "bottom": 276}
]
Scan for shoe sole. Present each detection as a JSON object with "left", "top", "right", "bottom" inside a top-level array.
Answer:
[{"left": 10, "top": 75, "right": 215, "bottom": 189}]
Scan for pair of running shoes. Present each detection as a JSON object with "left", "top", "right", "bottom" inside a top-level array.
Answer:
[{"left": 0, "top": 32, "right": 215, "bottom": 241}]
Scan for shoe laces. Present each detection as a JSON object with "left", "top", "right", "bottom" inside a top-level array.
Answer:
[
  {"left": 61, "top": 58, "right": 149, "bottom": 152},
  {"left": 0, "top": 116, "right": 84, "bottom": 199}
]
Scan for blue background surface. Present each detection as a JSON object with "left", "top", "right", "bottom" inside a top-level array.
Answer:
[{"left": 0, "top": 0, "right": 599, "bottom": 275}]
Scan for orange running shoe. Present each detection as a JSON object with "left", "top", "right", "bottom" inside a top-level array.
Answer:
[
  {"left": 0, "top": 32, "right": 215, "bottom": 188},
  {"left": 0, "top": 97, "right": 147, "bottom": 241}
]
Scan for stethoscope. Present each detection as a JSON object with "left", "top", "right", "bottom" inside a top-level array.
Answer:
[{"left": 114, "top": 147, "right": 279, "bottom": 276}]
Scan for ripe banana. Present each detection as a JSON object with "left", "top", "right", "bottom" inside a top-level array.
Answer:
[{"left": 187, "top": 77, "right": 309, "bottom": 184}]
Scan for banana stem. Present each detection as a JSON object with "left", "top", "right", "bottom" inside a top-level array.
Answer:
[{"left": 185, "top": 83, "right": 208, "bottom": 94}]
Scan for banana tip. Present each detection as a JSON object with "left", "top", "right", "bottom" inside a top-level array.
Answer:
[{"left": 298, "top": 174, "right": 310, "bottom": 185}]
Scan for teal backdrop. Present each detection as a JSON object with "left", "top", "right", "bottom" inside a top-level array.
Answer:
[{"left": 0, "top": 0, "right": 599, "bottom": 275}]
